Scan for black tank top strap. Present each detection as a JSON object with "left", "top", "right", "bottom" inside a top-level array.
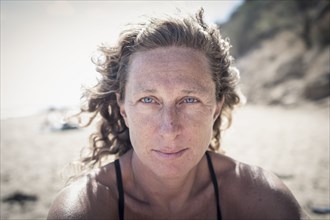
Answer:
[
  {"left": 205, "top": 151, "right": 222, "bottom": 220},
  {"left": 114, "top": 153, "right": 221, "bottom": 220},
  {"left": 115, "top": 159, "right": 125, "bottom": 220}
]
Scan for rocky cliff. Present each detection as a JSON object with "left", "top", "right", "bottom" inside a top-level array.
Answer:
[{"left": 219, "top": 0, "right": 329, "bottom": 106}]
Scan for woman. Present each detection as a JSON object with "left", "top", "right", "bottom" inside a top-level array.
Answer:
[{"left": 48, "top": 9, "right": 308, "bottom": 220}]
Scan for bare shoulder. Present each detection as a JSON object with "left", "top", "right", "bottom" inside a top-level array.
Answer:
[
  {"left": 47, "top": 176, "right": 91, "bottom": 219},
  {"left": 208, "top": 152, "right": 309, "bottom": 219},
  {"left": 47, "top": 163, "right": 118, "bottom": 220}
]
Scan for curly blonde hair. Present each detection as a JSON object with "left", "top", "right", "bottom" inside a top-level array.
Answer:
[{"left": 79, "top": 8, "right": 242, "bottom": 169}]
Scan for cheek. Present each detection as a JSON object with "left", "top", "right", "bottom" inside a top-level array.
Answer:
[
  {"left": 185, "top": 107, "right": 215, "bottom": 128},
  {"left": 181, "top": 111, "right": 215, "bottom": 142},
  {"left": 126, "top": 109, "right": 156, "bottom": 147},
  {"left": 127, "top": 107, "right": 156, "bottom": 129},
  {"left": 190, "top": 118, "right": 214, "bottom": 142}
]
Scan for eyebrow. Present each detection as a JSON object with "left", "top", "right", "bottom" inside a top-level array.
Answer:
[
  {"left": 181, "top": 88, "right": 209, "bottom": 95},
  {"left": 134, "top": 88, "right": 157, "bottom": 94},
  {"left": 134, "top": 87, "right": 210, "bottom": 95}
]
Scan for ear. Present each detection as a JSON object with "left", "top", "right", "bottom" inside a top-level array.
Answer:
[
  {"left": 213, "top": 97, "right": 224, "bottom": 122},
  {"left": 116, "top": 93, "right": 129, "bottom": 127}
]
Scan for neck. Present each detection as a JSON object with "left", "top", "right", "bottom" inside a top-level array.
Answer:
[{"left": 129, "top": 150, "right": 203, "bottom": 212}]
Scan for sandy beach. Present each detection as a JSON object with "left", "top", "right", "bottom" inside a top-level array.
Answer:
[{"left": 1, "top": 103, "right": 329, "bottom": 220}]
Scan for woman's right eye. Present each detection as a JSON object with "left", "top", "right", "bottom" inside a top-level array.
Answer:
[{"left": 140, "top": 97, "right": 155, "bottom": 104}]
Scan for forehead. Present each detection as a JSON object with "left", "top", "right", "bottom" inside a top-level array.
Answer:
[
  {"left": 127, "top": 47, "right": 214, "bottom": 91},
  {"left": 129, "top": 47, "right": 210, "bottom": 73}
]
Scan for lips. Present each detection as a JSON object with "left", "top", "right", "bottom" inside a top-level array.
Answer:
[{"left": 152, "top": 148, "right": 188, "bottom": 159}]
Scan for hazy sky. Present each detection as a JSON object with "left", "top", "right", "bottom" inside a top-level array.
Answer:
[{"left": 1, "top": 1, "right": 243, "bottom": 119}]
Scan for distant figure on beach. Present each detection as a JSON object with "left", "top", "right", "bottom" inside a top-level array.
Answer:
[{"left": 47, "top": 9, "right": 309, "bottom": 220}]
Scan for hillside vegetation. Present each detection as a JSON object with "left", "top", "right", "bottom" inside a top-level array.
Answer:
[{"left": 219, "top": 0, "right": 329, "bottom": 106}]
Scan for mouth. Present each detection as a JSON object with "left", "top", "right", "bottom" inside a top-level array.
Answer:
[{"left": 152, "top": 148, "right": 188, "bottom": 159}]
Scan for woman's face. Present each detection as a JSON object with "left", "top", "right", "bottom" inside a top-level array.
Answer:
[{"left": 118, "top": 46, "right": 222, "bottom": 178}]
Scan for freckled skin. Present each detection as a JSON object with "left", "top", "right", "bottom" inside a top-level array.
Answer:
[{"left": 119, "top": 47, "right": 221, "bottom": 179}]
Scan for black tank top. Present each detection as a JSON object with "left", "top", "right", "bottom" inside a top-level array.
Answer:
[{"left": 114, "top": 151, "right": 222, "bottom": 220}]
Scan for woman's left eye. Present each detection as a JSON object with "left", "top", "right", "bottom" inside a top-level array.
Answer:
[{"left": 183, "top": 97, "right": 198, "bottom": 103}]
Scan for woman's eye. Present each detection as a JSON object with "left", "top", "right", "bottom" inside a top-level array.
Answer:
[
  {"left": 140, "top": 97, "right": 155, "bottom": 103},
  {"left": 183, "top": 97, "right": 198, "bottom": 103}
]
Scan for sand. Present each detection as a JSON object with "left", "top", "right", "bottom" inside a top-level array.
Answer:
[{"left": 1, "top": 103, "right": 329, "bottom": 219}]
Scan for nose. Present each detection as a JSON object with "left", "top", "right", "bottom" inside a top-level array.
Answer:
[{"left": 159, "top": 105, "right": 181, "bottom": 139}]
